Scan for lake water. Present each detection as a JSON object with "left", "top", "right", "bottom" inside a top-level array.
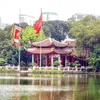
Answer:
[{"left": 0, "top": 73, "right": 100, "bottom": 100}]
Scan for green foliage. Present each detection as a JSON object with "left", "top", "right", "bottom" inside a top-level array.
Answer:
[
  {"left": 21, "top": 26, "right": 46, "bottom": 47},
  {"left": 0, "top": 29, "right": 8, "bottom": 41},
  {"left": 20, "top": 26, "right": 46, "bottom": 66},
  {"left": 87, "top": 45, "right": 100, "bottom": 71},
  {"left": 20, "top": 95, "right": 28, "bottom": 100},
  {"left": 68, "top": 15, "right": 100, "bottom": 70},
  {"left": 19, "top": 22, "right": 29, "bottom": 28},
  {"left": 20, "top": 48, "right": 32, "bottom": 66},
  {"left": 68, "top": 15, "right": 76, "bottom": 23},
  {"left": 66, "top": 61, "right": 71, "bottom": 66},
  {"left": 67, "top": 61, "right": 80, "bottom": 67},
  {"left": 69, "top": 15, "right": 100, "bottom": 49},
  {"left": 0, "top": 28, "right": 14, "bottom": 65},
  {"left": 0, "top": 23, "right": 45, "bottom": 66},
  {"left": 4, "top": 25, "right": 12, "bottom": 39},
  {"left": 32, "top": 69, "right": 63, "bottom": 74},
  {"left": 74, "top": 61, "right": 80, "bottom": 67},
  {"left": 43, "top": 21, "right": 70, "bottom": 41},
  {"left": 5, "top": 45, "right": 19, "bottom": 65},
  {"left": 0, "top": 58, "right": 7, "bottom": 66},
  {"left": 53, "top": 60, "right": 60, "bottom": 67}
]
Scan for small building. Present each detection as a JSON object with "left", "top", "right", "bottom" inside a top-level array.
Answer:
[{"left": 27, "top": 38, "right": 76, "bottom": 69}]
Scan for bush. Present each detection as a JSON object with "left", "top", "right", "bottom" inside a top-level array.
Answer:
[
  {"left": 66, "top": 61, "right": 71, "bottom": 66},
  {"left": 0, "top": 58, "right": 7, "bottom": 66},
  {"left": 53, "top": 60, "right": 60, "bottom": 67}
]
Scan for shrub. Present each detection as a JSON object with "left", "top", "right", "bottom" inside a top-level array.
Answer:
[{"left": 53, "top": 60, "right": 60, "bottom": 67}]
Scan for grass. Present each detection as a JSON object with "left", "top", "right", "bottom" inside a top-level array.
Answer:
[
  {"left": 0, "top": 68, "right": 17, "bottom": 73},
  {"left": 32, "top": 69, "right": 63, "bottom": 74}
]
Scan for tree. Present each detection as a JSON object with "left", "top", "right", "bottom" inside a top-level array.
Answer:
[
  {"left": 68, "top": 15, "right": 76, "bottom": 23},
  {"left": 68, "top": 15, "right": 100, "bottom": 70},
  {"left": 4, "top": 45, "right": 19, "bottom": 65},
  {"left": 0, "top": 58, "right": 7, "bottom": 66},
  {"left": 69, "top": 15, "right": 100, "bottom": 49},
  {"left": 87, "top": 45, "right": 100, "bottom": 71},
  {"left": 19, "top": 22, "right": 29, "bottom": 29},
  {"left": 21, "top": 26, "right": 46, "bottom": 47},
  {"left": 0, "top": 29, "right": 10, "bottom": 60},
  {"left": 20, "top": 49, "right": 32, "bottom": 67},
  {"left": 43, "top": 21, "right": 70, "bottom": 41}
]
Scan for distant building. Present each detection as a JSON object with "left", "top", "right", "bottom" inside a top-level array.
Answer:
[
  {"left": 73, "top": 13, "right": 88, "bottom": 21},
  {"left": 19, "top": 14, "right": 35, "bottom": 25},
  {"left": 0, "top": 17, "right": 9, "bottom": 29},
  {"left": 42, "top": 12, "right": 58, "bottom": 21},
  {"left": 0, "top": 23, "right": 8, "bottom": 29},
  {"left": 0, "top": 17, "right": 1, "bottom": 24},
  {"left": 73, "top": 13, "right": 100, "bottom": 21}
]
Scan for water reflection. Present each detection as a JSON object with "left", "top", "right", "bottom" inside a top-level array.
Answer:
[{"left": 0, "top": 73, "right": 100, "bottom": 100}]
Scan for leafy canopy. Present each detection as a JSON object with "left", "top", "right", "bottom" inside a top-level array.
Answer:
[{"left": 21, "top": 26, "right": 46, "bottom": 47}]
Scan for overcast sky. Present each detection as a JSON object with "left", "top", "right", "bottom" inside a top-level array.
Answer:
[{"left": 0, "top": 0, "right": 100, "bottom": 24}]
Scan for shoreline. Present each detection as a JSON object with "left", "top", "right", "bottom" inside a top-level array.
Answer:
[{"left": 0, "top": 71, "right": 100, "bottom": 75}]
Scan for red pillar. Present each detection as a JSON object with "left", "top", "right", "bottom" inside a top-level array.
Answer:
[
  {"left": 50, "top": 55, "right": 53, "bottom": 66},
  {"left": 48, "top": 55, "right": 51, "bottom": 66},
  {"left": 45, "top": 54, "right": 48, "bottom": 66},
  {"left": 60, "top": 55, "right": 65, "bottom": 67},
  {"left": 37, "top": 54, "right": 40, "bottom": 66},
  {"left": 72, "top": 56, "right": 75, "bottom": 63}
]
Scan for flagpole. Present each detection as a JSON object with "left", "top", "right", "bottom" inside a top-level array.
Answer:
[
  {"left": 33, "top": 9, "right": 42, "bottom": 69},
  {"left": 40, "top": 36, "right": 41, "bottom": 69},
  {"left": 40, "top": 9, "right": 42, "bottom": 69},
  {"left": 40, "top": 31, "right": 42, "bottom": 69},
  {"left": 18, "top": 8, "right": 21, "bottom": 71},
  {"left": 18, "top": 46, "right": 21, "bottom": 71}
]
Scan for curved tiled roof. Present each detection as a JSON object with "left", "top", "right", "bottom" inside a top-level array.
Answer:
[
  {"left": 32, "top": 38, "right": 69, "bottom": 47},
  {"left": 62, "top": 37, "right": 76, "bottom": 47},
  {"left": 27, "top": 47, "right": 73, "bottom": 54}
]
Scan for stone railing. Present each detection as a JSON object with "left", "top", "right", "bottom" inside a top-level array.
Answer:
[
  {"left": 32, "top": 66, "right": 61, "bottom": 70},
  {"left": 32, "top": 66, "right": 86, "bottom": 72}
]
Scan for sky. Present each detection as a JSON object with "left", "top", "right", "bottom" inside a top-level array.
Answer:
[{"left": 0, "top": 0, "right": 100, "bottom": 24}]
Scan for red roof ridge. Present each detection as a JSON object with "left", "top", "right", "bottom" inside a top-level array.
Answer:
[
  {"left": 49, "top": 38, "right": 52, "bottom": 43},
  {"left": 32, "top": 38, "right": 69, "bottom": 47}
]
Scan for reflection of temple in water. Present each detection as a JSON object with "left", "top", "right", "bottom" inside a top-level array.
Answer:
[{"left": 0, "top": 74, "right": 88, "bottom": 100}]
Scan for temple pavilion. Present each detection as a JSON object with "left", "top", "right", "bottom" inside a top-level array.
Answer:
[{"left": 27, "top": 37, "right": 77, "bottom": 69}]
